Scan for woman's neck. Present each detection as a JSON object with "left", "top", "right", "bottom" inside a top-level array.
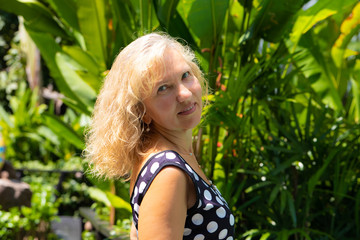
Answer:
[{"left": 151, "top": 128, "right": 194, "bottom": 156}]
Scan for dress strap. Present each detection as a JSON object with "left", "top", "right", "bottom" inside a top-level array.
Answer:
[{"left": 130, "top": 150, "right": 200, "bottom": 228}]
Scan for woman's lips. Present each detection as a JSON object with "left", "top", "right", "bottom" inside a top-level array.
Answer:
[{"left": 178, "top": 103, "right": 196, "bottom": 115}]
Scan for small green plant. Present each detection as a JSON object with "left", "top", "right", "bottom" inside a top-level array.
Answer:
[
  {"left": 0, "top": 175, "right": 60, "bottom": 239},
  {"left": 82, "top": 230, "right": 96, "bottom": 240}
]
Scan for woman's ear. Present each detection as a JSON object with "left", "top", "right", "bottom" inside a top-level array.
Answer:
[{"left": 143, "top": 112, "right": 152, "bottom": 125}]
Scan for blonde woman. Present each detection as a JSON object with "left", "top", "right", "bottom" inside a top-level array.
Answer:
[{"left": 85, "top": 33, "right": 235, "bottom": 240}]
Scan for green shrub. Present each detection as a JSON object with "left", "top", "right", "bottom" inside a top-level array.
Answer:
[{"left": 0, "top": 175, "right": 60, "bottom": 239}]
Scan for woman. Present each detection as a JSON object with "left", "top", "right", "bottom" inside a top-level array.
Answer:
[{"left": 85, "top": 33, "right": 235, "bottom": 239}]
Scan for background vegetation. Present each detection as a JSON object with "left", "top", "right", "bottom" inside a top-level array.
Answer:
[{"left": 0, "top": 0, "right": 359, "bottom": 239}]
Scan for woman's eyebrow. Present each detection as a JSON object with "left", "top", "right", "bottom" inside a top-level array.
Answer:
[
  {"left": 156, "top": 64, "right": 192, "bottom": 87},
  {"left": 154, "top": 79, "right": 168, "bottom": 87}
]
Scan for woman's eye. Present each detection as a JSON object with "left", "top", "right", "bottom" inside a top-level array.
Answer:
[
  {"left": 182, "top": 71, "right": 190, "bottom": 79},
  {"left": 157, "top": 85, "right": 168, "bottom": 93}
]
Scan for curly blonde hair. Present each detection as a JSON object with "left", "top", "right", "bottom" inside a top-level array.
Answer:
[{"left": 84, "top": 32, "right": 207, "bottom": 179}]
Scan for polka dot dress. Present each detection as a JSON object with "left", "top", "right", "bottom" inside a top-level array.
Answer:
[{"left": 130, "top": 150, "right": 235, "bottom": 239}]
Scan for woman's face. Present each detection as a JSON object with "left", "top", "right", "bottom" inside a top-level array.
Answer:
[{"left": 143, "top": 48, "right": 202, "bottom": 133}]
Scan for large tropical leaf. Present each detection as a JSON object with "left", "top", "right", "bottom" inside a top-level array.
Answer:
[
  {"left": 44, "top": 0, "right": 85, "bottom": 48},
  {"left": 62, "top": 45, "right": 103, "bottom": 75},
  {"left": 43, "top": 113, "right": 84, "bottom": 149},
  {"left": 55, "top": 52, "right": 97, "bottom": 112},
  {"left": 153, "top": 0, "right": 198, "bottom": 50},
  {"left": 294, "top": 32, "right": 344, "bottom": 111},
  {"left": 0, "top": 0, "right": 67, "bottom": 38},
  {"left": 87, "top": 187, "right": 131, "bottom": 213},
  {"left": 109, "top": 0, "right": 137, "bottom": 60},
  {"left": 251, "top": 0, "right": 305, "bottom": 43},
  {"left": 45, "top": 0, "right": 80, "bottom": 31},
  {"left": 289, "top": 0, "right": 357, "bottom": 53},
  {"left": 62, "top": 45, "right": 103, "bottom": 91},
  {"left": 105, "top": 191, "right": 132, "bottom": 213},
  {"left": 331, "top": 2, "right": 360, "bottom": 68},
  {"left": 177, "top": 0, "right": 229, "bottom": 48},
  {"left": 25, "top": 29, "right": 91, "bottom": 114},
  {"left": 76, "top": 0, "right": 108, "bottom": 69},
  {"left": 153, "top": 0, "right": 180, "bottom": 29},
  {"left": 350, "top": 77, "right": 360, "bottom": 123},
  {"left": 135, "top": 0, "right": 157, "bottom": 33}
]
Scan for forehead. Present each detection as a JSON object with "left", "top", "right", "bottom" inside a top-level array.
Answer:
[
  {"left": 140, "top": 48, "right": 190, "bottom": 98},
  {"left": 160, "top": 48, "right": 190, "bottom": 80}
]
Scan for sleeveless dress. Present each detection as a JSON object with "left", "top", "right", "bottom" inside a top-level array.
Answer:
[{"left": 130, "top": 150, "right": 235, "bottom": 240}]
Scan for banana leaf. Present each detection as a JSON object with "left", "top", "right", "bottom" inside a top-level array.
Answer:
[
  {"left": 0, "top": 0, "right": 68, "bottom": 38},
  {"left": 76, "top": 0, "right": 108, "bottom": 69}
]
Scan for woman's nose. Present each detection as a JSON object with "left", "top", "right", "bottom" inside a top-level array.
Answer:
[{"left": 176, "top": 84, "right": 192, "bottom": 102}]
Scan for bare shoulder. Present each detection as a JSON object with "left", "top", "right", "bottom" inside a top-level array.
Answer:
[
  {"left": 138, "top": 165, "right": 189, "bottom": 239},
  {"left": 146, "top": 165, "right": 189, "bottom": 198}
]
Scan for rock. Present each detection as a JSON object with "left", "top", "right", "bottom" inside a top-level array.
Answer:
[
  {"left": 1, "top": 171, "right": 9, "bottom": 179},
  {"left": 51, "top": 216, "right": 82, "bottom": 240},
  {"left": 1, "top": 161, "right": 18, "bottom": 179},
  {"left": 0, "top": 179, "right": 32, "bottom": 210}
]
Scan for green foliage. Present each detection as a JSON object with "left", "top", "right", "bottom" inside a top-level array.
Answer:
[
  {"left": 0, "top": 27, "right": 25, "bottom": 105},
  {"left": 195, "top": 0, "right": 360, "bottom": 238},
  {"left": 0, "top": 82, "right": 49, "bottom": 163},
  {"left": 56, "top": 176, "right": 93, "bottom": 215},
  {"left": 0, "top": 10, "right": 18, "bottom": 69},
  {"left": 0, "top": 175, "right": 60, "bottom": 239},
  {"left": 82, "top": 230, "right": 96, "bottom": 240},
  {"left": 0, "top": 81, "right": 84, "bottom": 166}
]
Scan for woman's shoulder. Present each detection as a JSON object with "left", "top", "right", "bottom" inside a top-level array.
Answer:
[
  {"left": 130, "top": 150, "right": 191, "bottom": 204},
  {"left": 130, "top": 150, "right": 184, "bottom": 190},
  {"left": 138, "top": 150, "right": 184, "bottom": 176},
  {"left": 139, "top": 150, "right": 183, "bottom": 169},
  {"left": 130, "top": 149, "right": 193, "bottom": 233}
]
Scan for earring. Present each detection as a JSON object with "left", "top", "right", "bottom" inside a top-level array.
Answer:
[{"left": 145, "top": 124, "right": 150, "bottom": 132}]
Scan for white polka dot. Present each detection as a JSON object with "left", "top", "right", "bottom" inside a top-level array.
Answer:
[
  {"left": 229, "top": 214, "right": 234, "bottom": 226},
  {"left": 204, "top": 190, "right": 212, "bottom": 200},
  {"left": 207, "top": 221, "right": 218, "bottom": 233},
  {"left": 216, "top": 207, "right": 226, "bottom": 218},
  {"left": 131, "top": 187, "right": 138, "bottom": 204},
  {"left": 197, "top": 200, "right": 202, "bottom": 208},
  {"left": 166, "top": 152, "right": 176, "bottom": 159},
  {"left": 204, "top": 203, "right": 214, "bottom": 211},
  {"left": 185, "top": 164, "right": 193, "bottom": 173},
  {"left": 155, "top": 152, "right": 164, "bottom": 158},
  {"left": 194, "top": 234, "right": 205, "bottom": 240},
  {"left": 134, "top": 203, "right": 139, "bottom": 213},
  {"left": 150, "top": 162, "right": 159, "bottom": 173},
  {"left": 141, "top": 166, "right": 147, "bottom": 177},
  {"left": 193, "top": 172, "right": 199, "bottom": 181},
  {"left": 139, "top": 181, "right": 146, "bottom": 193},
  {"left": 226, "top": 237, "right": 233, "bottom": 240},
  {"left": 216, "top": 196, "right": 224, "bottom": 205},
  {"left": 133, "top": 186, "right": 138, "bottom": 197},
  {"left": 192, "top": 214, "right": 203, "bottom": 225},
  {"left": 183, "top": 228, "right": 191, "bottom": 236},
  {"left": 219, "top": 229, "right": 228, "bottom": 239}
]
